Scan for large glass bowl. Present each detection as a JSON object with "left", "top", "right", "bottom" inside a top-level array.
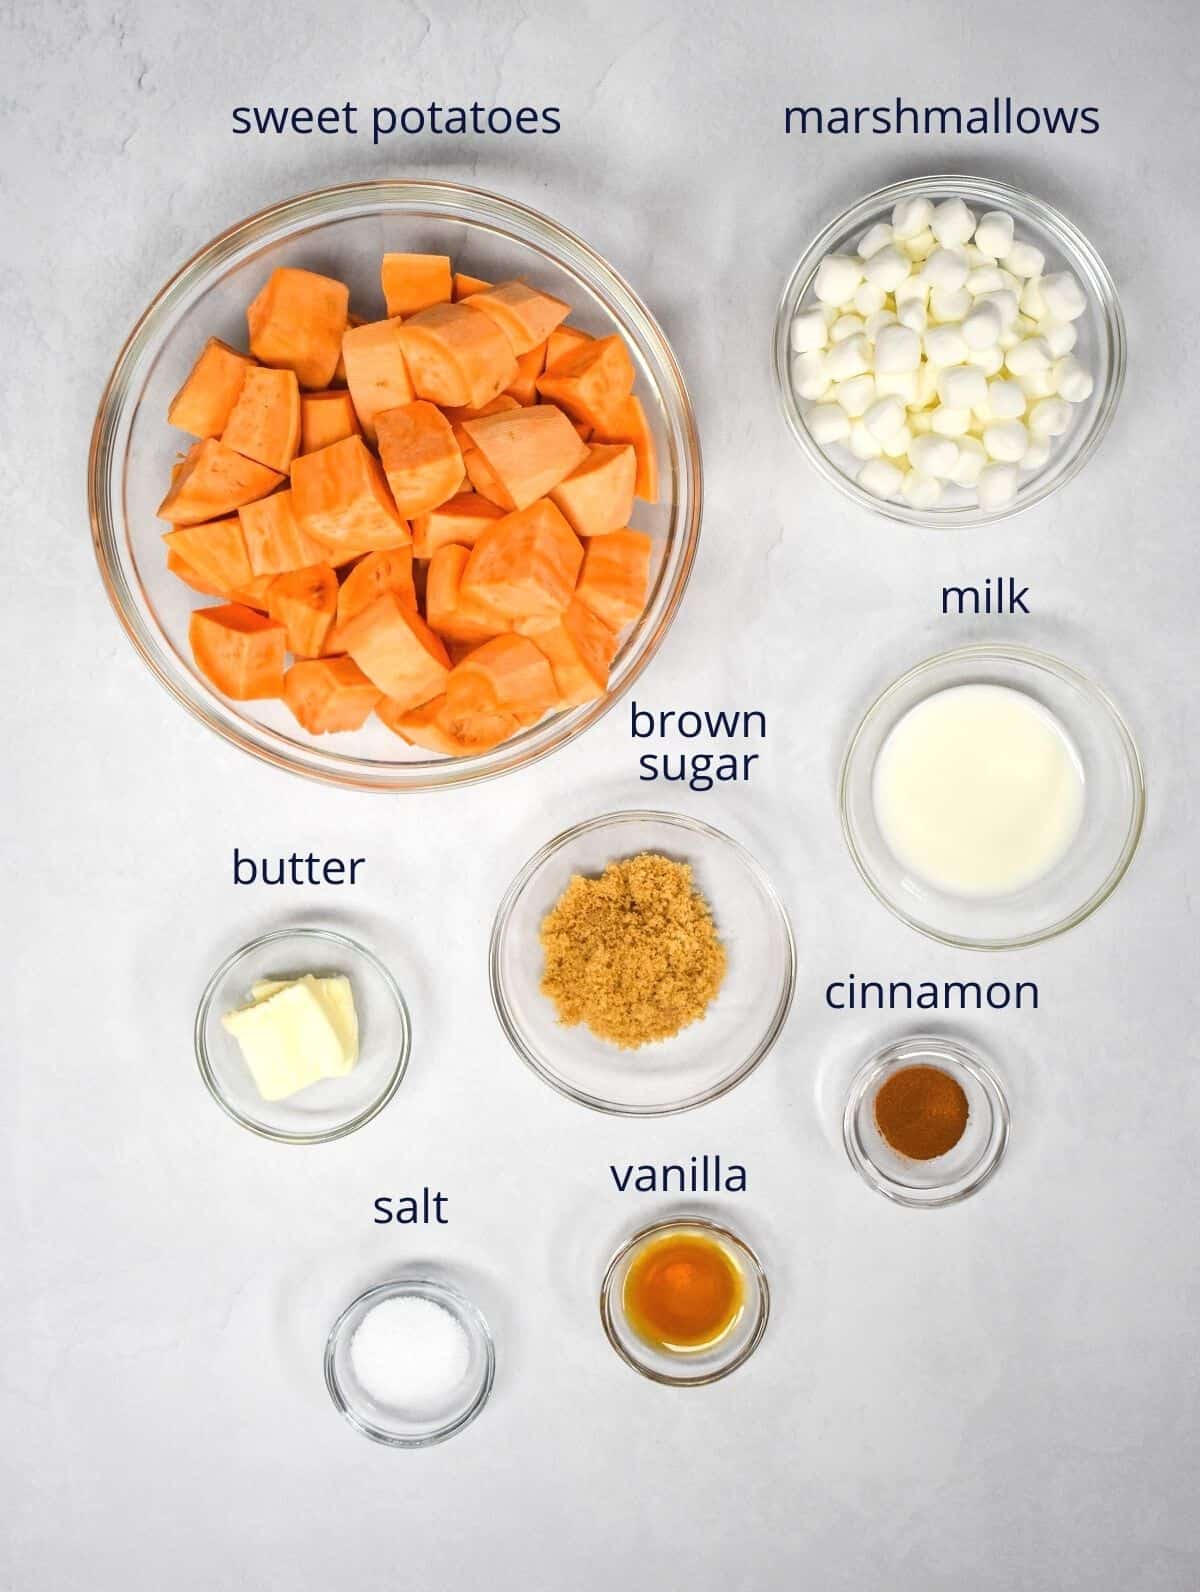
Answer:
[
  {"left": 90, "top": 181, "right": 701, "bottom": 790},
  {"left": 774, "top": 174, "right": 1125, "bottom": 528}
]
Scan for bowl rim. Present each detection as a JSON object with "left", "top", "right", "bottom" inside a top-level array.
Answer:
[
  {"left": 194, "top": 925, "right": 411, "bottom": 1143},
  {"left": 488, "top": 808, "right": 797, "bottom": 1116},
  {"left": 89, "top": 178, "right": 703, "bottom": 792},
  {"left": 838, "top": 643, "right": 1146, "bottom": 949},
  {"left": 324, "top": 1276, "right": 495, "bottom": 1448},
  {"left": 773, "top": 171, "right": 1127, "bottom": 529},
  {"left": 599, "top": 1213, "right": 770, "bottom": 1385}
]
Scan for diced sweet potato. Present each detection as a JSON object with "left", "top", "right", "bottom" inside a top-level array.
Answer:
[
  {"left": 291, "top": 436, "right": 410, "bottom": 559},
  {"left": 447, "top": 633, "right": 560, "bottom": 722},
  {"left": 230, "top": 575, "right": 277, "bottom": 612},
  {"left": 381, "top": 253, "right": 452, "bottom": 318},
  {"left": 284, "top": 656, "right": 381, "bottom": 733},
  {"left": 246, "top": 267, "right": 349, "bottom": 389},
  {"left": 594, "top": 394, "right": 659, "bottom": 503},
  {"left": 167, "top": 548, "right": 225, "bottom": 600},
  {"left": 158, "top": 439, "right": 283, "bottom": 525},
  {"left": 462, "top": 447, "right": 517, "bottom": 511},
  {"left": 339, "top": 592, "right": 450, "bottom": 710},
  {"left": 238, "top": 490, "right": 327, "bottom": 577},
  {"left": 426, "top": 544, "right": 511, "bottom": 644},
  {"left": 519, "top": 599, "right": 618, "bottom": 707},
  {"left": 162, "top": 516, "right": 254, "bottom": 595},
  {"left": 466, "top": 282, "right": 569, "bottom": 357},
  {"left": 377, "top": 691, "right": 517, "bottom": 755},
  {"left": 300, "top": 389, "right": 361, "bottom": 454},
  {"left": 189, "top": 603, "right": 286, "bottom": 699},
  {"left": 461, "top": 405, "right": 588, "bottom": 512},
  {"left": 548, "top": 443, "right": 636, "bottom": 537},
  {"left": 443, "top": 394, "right": 522, "bottom": 451},
  {"left": 375, "top": 401, "right": 465, "bottom": 518},
  {"left": 337, "top": 548, "right": 417, "bottom": 627},
  {"left": 453, "top": 272, "right": 493, "bottom": 301},
  {"left": 341, "top": 318, "right": 415, "bottom": 442},
  {"left": 411, "top": 491, "right": 503, "bottom": 559},
  {"left": 544, "top": 326, "right": 593, "bottom": 373},
  {"left": 266, "top": 563, "right": 338, "bottom": 657},
  {"left": 535, "top": 333, "right": 636, "bottom": 431},
  {"left": 575, "top": 529, "right": 653, "bottom": 631},
  {"left": 505, "top": 341, "right": 548, "bottom": 405},
  {"left": 397, "top": 303, "right": 518, "bottom": 410},
  {"left": 168, "top": 339, "right": 255, "bottom": 438},
  {"left": 331, "top": 311, "right": 365, "bottom": 387},
  {"left": 460, "top": 499, "right": 583, "bottom": 622},
  {"left": 220, "top": 365, "right": 301, "bottom": 472}
]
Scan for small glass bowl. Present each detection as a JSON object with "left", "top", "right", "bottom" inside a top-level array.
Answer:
[
  {"left": 324, "top": 1278, "right": 495, "bottom": 1448},
  {"left": 490, "top": 811, "right": 796, "bottom": 1116},
  {"left": 600, "top": 1216, "right": 769, "bottom": 1385},
  {"left": 90, "top": 180, "right": 701, "bottom": 791},
  {"left": 195, "top": 927, "right": 410, "bottom": 1143},
  {"left": 774, "top": 173, "right": 1126, "bottom": 527},
  {"left": 840, "top": 645, "right": 1144, "bottom": 948},
  {"left": 843, "top": 1035, "right": 1010, "bottom": 1208}
]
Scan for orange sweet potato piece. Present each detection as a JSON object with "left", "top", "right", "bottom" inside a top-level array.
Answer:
[
  {"left": 575, "top": 529, "right": 653, "bottom": 631},
  {"left": 548, "top": 443, "right": 636, "bottom": 538},
  {"left": 284, "top": 656, "right": 381, "bottom": 733},
  {"left": 595, "top": 394, "right": 659, "bottom": 503},
  {"left": 425, "top": 544, "right": 511, "bottom": 644},
  {"left": 336, "top": 548, "right": 417, "bottom": 627},
  {"left": 460, "top": 499, "right": 584, "bottom": 622},
  {"left": 220, "top": 365, "right": 301, "bottom": 473},
  {"left": 341, "top": 318, "right": 415, "bottom": 442},
  {"left": 443, "top": 394, "right": 521, "bottom": 451},
  {"left": 544, "top": 326, "right": 593, "bottom": 372},
  {"left": 535, "top": 334, "right": 636, "bottom": 431},
  {"left": 447, "top": 633, "right": 559, "bottom": 722},
  {"left": 381, "top": 253, "right": 453, "bottom": 318},
  {"left": 167, "top": 548, "right": 225, "bottom": 599},
  {"left": 375, "top": 401, "right": 465, "bottom": 518},
  {"left": 396, "top": 303, "right": 518, "bottom": 410},
  {"left": 168, "top": 339, "right": 256, "bottom": 437},
  {"left": 462, "top": 447, "right": 517, "bottom": 511},
  {"left": 377, "top": 691, "right": 517, "bottom": 755},
  {"left": 505, "top": 341, "right": 548, "bottom": 405},
  {"left": 339, "top": 592, "right": 450, "bottom": 710},
  {"left": 461, "top": 405, "right": 588, "bottom": 512},
  {"left": 466, "top": 282, "right": 570, "bottom": 357},
  {"left": 247, "top": 267, "right": 349, "bottom": 390},
  {"left": 291, "top": 436, "right": 410, "bottom": 559},
  {"left": 266, "top": 563, "right": 338, "bottom": 657},
  {"left": 300, "top": 389, "right": 361, "bottom": 454},
  {"left": 189, "top": 603, "right": 286, "bottom": 699},
  {"left": 230, "top": 575, "right": 276, "bottom": 612},
  {"left": 162, "top": 516, "right": 253, "bottom": 594},
  {"left": 158, "top": 439, "right": 283, "bottom": 525},
  {"left": 411, "top": 491, "right": 503, "bottom": 559},
  {"left": 238, "top": 490, "right": 327, "bottom": 577},
  {"left": 453, "top": 272, "right": 493, "bottom": 301},
  {"left": 331, "top": 311, "right": 365, "bottom": 387},
  {"left": 519, "top": 598, "right": 618, "bottom": 706}
]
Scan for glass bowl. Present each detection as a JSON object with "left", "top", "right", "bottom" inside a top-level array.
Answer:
[
  {"left": 490, "top": 811, "right": 796, "bottom": 1116},
  {"left": 324, "top": 1278, "right": 494, "bottom": 1448},
  {"left": 843, "top": 1035, "right": 1010, "bottom": 1208},
  {"left": 773, "top": 173, "right": 1125, "bottom": 527},
  {"left": 600, "top": 1216, "right": 769, "bottom": 1385},
  {"left": 840, "top": 645, "right": 1144, "bottom": 948},
  {"left": 195, "top": 926, "right": 410, "bottom": 1142},
  {"left": 90, "top": 180, "right": 702, "bottom": 791}
]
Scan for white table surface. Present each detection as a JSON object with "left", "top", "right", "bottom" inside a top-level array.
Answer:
[{"left": 4, "top": 2, "right": 1199, "bottom": 1587}]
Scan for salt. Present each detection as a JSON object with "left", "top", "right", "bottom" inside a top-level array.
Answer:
[{"left": 350, "top": 1295, "right": 471, "bottom": 1409}]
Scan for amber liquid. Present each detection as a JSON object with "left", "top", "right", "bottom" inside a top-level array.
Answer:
[{"left": 623, "top": 1231, "right": 745, "bottom": 1352}]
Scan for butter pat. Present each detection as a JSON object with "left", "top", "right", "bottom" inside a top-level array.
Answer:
[{"left": 225, "top": 974, "right": 359, "bottom": 1101}]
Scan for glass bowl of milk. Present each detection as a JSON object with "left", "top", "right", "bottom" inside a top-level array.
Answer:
[{"left": 840, "top": 645, "right": 1144, "bottom": 947}]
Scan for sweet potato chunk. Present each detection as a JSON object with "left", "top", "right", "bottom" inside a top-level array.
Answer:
[
  {"left": 443, "top": 394, "right": 521, "bottom": 451},
  {"left": 446, "top": 633, "right": 559, "bottom": 720},
  {"left": 339, "top": 592, "right": 450, "bottom": 711},
  {"left": 157, "top": 439, "right": 283, "bottom": 525},
  {"left": 595, "top": 395, "right": 659, "bottom": 503},
  {"left": 426, "top": 544, "right": 511, "bottom": 644},
  {"left": 520, "top": 599, "right": 618, "bottom": 706},
  {"left": 453, "top": 272, "right": 493, "bottom": 301},
  {"left": 162, "top": 516, "right": 253, "bottom": 595},
  {"left": 462, "top": 447, "right": 517, "bottom": 511},
  {"left": 460, "top": 499, "right": 583, "bottom": 622},
  {"left": 168, "top": 339, "right": 255, "bottom": 438},
  {"left": 221, "top": 365, "right": 301, "bottom": 472},
  {"left": 461, "top": 405, "right": 588, "bottom": 512},
  {"left": 189, "top": 603, "right": 286, "bottom": 699},
  {"left": 411, "top": 492, "right": 503, "bottom": 559},
  {"left": 266, "top": 564, "right": 338, "bottom": 657},
  {"left": 575, "top": 529, "right": 653, "bottom": 631},
  {"left": 246, "top": 267, "right": 349, "bottom": 389},
  {"left": 336, "top": 548, "right": 417, "bottom": 628},
  {"left": 291, "top": 436, "right": 410, "bottom": 559},
  {"left": 505, "top": 341, "right": 548, "bottom": 405},
  {"left": 377, "top": 691, "right": 516, "bottom": 755},
  {"left": 544, "top": 326, "right": 593, "bottom": 373},
  {"left": 284, "top": 656, "right": 381, "bottom": 733},
  {"left": 238, "top": 490, "right": 327, "bottom": 577},
  {"left": 466, "top": 282, "right": 570, "bottom": 357},
  {"left": 381, "top": 253, "right": 452, "bottom": 318},
  {"left": 300, "top": 389, "right": 361, "bottom": 454},
  {"left": 535, "top": 333, "right": 636, "bottom": 431},
  {"left": 341, "top": 318, "right": 415, "bottom": 442},
  {"left": 397, "top": 303, "right": 518, "bottom": 410},
  {"left": 376, "top": 401, "right": 465, "bottom": 518},
  {"left": 167, "top": 548, "right": 225, "bottom": 600},
  {"left": 548, "top": 443, "right": 636, "bottom": 537}
]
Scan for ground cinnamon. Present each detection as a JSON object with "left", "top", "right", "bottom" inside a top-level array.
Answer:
[{"left": 874, "top": 1065, "right": 968, "bottom": 1160}]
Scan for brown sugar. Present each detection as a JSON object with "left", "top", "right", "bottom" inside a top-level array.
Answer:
[
  {"left": 538, "top": 852, "right": 726, "bottom": 1049},
  {"left": 874, "top": 1064, "right": 969, "bottom": 1160}
]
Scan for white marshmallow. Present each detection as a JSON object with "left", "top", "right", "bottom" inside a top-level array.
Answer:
[
  {"left": 964, "top": 243, "right": 989, "bottom": 267},
  {"left": 977, "top": 462, "right": 1019, "bottom": 510},
  {"left": 1040, "top": 270, "right": 1087, "bottom": 321},
  {"left": 974, "top": 211, "right": 1015, "bottom": 260},
  {"left": 966, "top": 265, "right": 1006, "bottom": 296},
  {"left": 909, "top": 409, "right": 933, "bottom": 434},
  {"left": 834, "top": 373, "right": 876, "bottom": 417},
  {"left": 856, "top": 222, "right": 894, "bottom": 259},
  {"left": 892, "top": 196, "right": 934, "bottom": 239},
  {"left": 1041, "top": 320, "right": 1078, "bottom": 357},
  {"left": 806, "top": 403, "right": 851, "bottom": 445},
  {"left": 830, "top": 314, "right": 866, "bottom": 343},
  {"left": 962, "top": 301, "right": 1003, "bottom": 350},
  {"left": 814, "top": 254, "right": 864, "bottom": 306},
  {"left": 930, "top": 405, "right": 973, "bottom": 437},
  {"left": 923, "top": 324, "right": 968, "bottom": 366},
  {"left": 1012, "top": 314, "right": 1036, "bottom": 338},
  {"left": 977, "top": 289, "right": 1019, "bottom": 329},
  {"left": 863, "top": 244, "right": 911, "bottom": 293},
  {"left": 1020, "top": 438, "right": 1051, "bottom": 472},
  {"left": 874, "top": 324, "right": 922, "bottom": 372},
  {"left": 1055, "top": 357, "right": 1094, "bottom": 403},
  {"left": 864, "top": 309, "right": 898, "bottom": 340},
  {"left": 1005, "top": 336, "right": 1053, "bottom": 376},
  {"left": 874, "top": 370, "right": 919, "bottom": 405},
  {"left": 915, "top": 363, "right": 940, "bottom": 407},
  {"left": 894, "top": 274, "right": 930, "bottom": 309},
  {"left": 881, "top": 424, "right": 914, "bottom": 457},
  {"left": 948, "top": 436, "right": 987, "bottom": 487},
  {"left": 902, "top": 229, "right": 938, "bottom": 262},
  {"left": 857, "top": 458, "right": 904, "bottom": 499},
  {"left": 1029, "top": 397, "right": 1071, "bottom": 438},
  {"left": 967, "top": 345, "right": 1005, "bottom": 375},
  {"left": 923, "top": 247, "right": 970, "bottom": 292},
  {"left": 1017, "top": 368, "right": 1059, "bottom": 399},
  {"left": 865, "top": 395, "right": 908, "bottom": 440},
  {"left": 853, "top": 280, "right": 888, "bottom": 316},
  {"left": 825, "top": 334, "right": 872, "bottom": 381},
  {"left": 937, "top": 364, "right": 988, "bottom": 409},
  {"left": 901, "top": 471, "right": 943, "bottom": 508},
  {"left": 791, "top": 350, "right": 831, "bottom": 400},
  {"left": 1019, "top": 277, "right": 1046, "bottom": 319},
  {"left": 908, "top": 434, "right": 959, "bottom": 478},
  {"left": 931, "top": 197, "right": 976, "bottom": 248},
  {"left": 930, "top": 286, "right": 972, "bottom": 323},
  {"left": 790, "top": 309, "right": 828, "bottom": 353},
  {"left": 985, "top": 379, "right": 1027, "bottom": 420},
  {"left": 848, "top": 420, "right": 884, "bottom": 459},
  {"left": 897, "top": 299, "right": 928, "bottom": 334},
  {"left": 1003, "top": 240, "right": 1045, "bottom": 278},
  {"left": 983, "top": 419, "right": 1029, "bottom": 462}
]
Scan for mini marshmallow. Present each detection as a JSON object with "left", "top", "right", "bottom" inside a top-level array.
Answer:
[
  {"left": 966, "top": 265, "right": 1006, "bottom": 296},
  {"left": 977, "top": 462, "right": 1019, "bottom": 510},
  {"left": 864, "top": 310, "right": 898, "bottom": 340},
  {"left": 865, "top": 395, "right": 908, "bottom": 440},
  {"left": 1055, "top": 357, "right": 1094, "bottom": 403},
  {"left": 848, "top": 420, "right": 884, "bottom": 460},
  {"left": 874, "top": 324, "right": 923, "bottom": 372},
  {"left": 924, "top": 326, "right": 969, "bottom": 367},
  {"left": 923, "top": 247, "right": 970, "bottom": 292},
  {"left": 790, "top": 309, "right": 829, "bottom": 353},
  {"left": 908, "top": 434, "right": 959, "bottom": 479},
  {"left": 1012, "top": 314, "right": 1036, "bottom": 338},
  {"left": 1005, "top": 336, "right": 1053, "bottom": 376},
  {"left": 977, "top": 289, "right": 1019, "bottom": 329},
  {"left": 791, "top": 350, "right": 831, "bottom": 400},
  {"left": 1003, "top": 240, "right": 1045, "bottom": 278},
  {"left": 983, "top": 419, "right": 1029, "bottom": 462},
  {"left": 948, "top": 436, "right": 987, "bottom": 487},
  {"left": 853, "top": 280, "right": 888, "bottom": 316},
  {"left": 857, "top": 458, "right": 904, "bottom": 499},
  {"left": 1029, "top": 397, "right": 1071, "bottom": 438},
  {"left": 931, "top": 197, "right": 976, "bottom": 248},
  {"left": 964, "top": 243, "right": 989, "bottom": 267},
  {"left": 863, "top": 244, "right": 911, "bottom": 293},
  {"left": 807, "top": 403, "right": 851, "bottom": 445},
  {"left": 930, "top": 286, "right": 972, "bottom": 323},
  {"left": 967, "top": 346, "right": 1005, "bottom": 375},
  {"left": 892, "top": 196, "right": 934, "bottom": 238},
  {"left": 825, "top": 334, "right": 872, "bottom": 381},
  {"left": 930, "top": 405, "right": 973, "bottom": 437},
  {"left": 962, "top": 301, "right": 1003, "bottom": 350},
  {"left": 1019, "top": 277, "right": 1046, "bottom": 319},
  {"left": 894, "top": 275, "right": 930, "bottom": 309},
  {"left": 830, "top": 314, "right": 866, "bottom": 343},
  {"left": 897, "top": 299, "right": 928, "bottom": 334},
  {"left": 937, "top": 364, "right": 988, "bottom": 409},
  {"left": 814, "top": 254, "right": 864, "bottom": 307},
  {"left": 874, "top": 370, "right": 920, "bottom": 405},
  {"left": 856, "top": 222, "right": 894, "bottom": 259},
  {"left": 985, "top": 379, "right": 1027, "bottom": 419},
  {"left": 881, "top": 424, "right": 914, "bottom": 457},
  {"left": 1040, "top": 271, "right": 1087, "bottom": 321},
  {"left": 1020, "top": 438, "right": 1051, "bottom": 472},
  {"left": 835, "top": 373, "right": 876, "bottom": 417},
  {"left": 1041, "top": 320, "right": 1078, "bottom": 357},
  {"left": 1017, "top": 368, "right": 1060, "bottom": 399},
  {"left": 902, "top": 229, "right": 938, "bottom": 262},
  {"left": 909, "top": 409, "right": 933, "bottom": 434},
  {"left": 915, "top": 363, "right": 940, "bottom": 407},
  {"left": 974, "top": 211, "right": 1015, "bottom": 260},
  {"left": 901, "top": 471, "right": 943, "bottom": 508}
]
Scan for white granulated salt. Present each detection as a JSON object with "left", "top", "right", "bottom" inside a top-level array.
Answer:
[{"left": 350, "top": 1295, "right": 471, "bottom": 1409}]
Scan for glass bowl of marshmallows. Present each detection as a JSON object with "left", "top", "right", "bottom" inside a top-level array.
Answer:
[{"left": 774, "top": 174, "right": 1125, "bottom": 526}]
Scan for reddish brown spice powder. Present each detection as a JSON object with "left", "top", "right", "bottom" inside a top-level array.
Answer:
[{"left": 874, "top": 1065, "right": 969, "bottom": 1160}]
